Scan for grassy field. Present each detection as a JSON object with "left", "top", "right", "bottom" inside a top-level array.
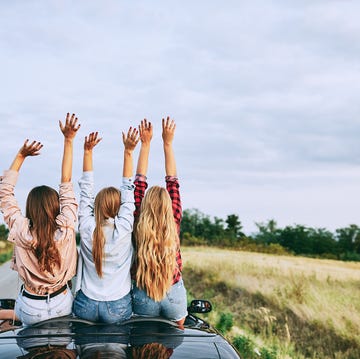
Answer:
[
  {"left": 0, "top": 240, "right": 13, "bottom": 265},
  {"left": 181, "top": 246, "right": 360, "bottom": 359}
]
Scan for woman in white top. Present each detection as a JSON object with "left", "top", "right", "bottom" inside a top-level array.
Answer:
[{"left": 73, "top": 128, "right": 139, "bottom": 323}]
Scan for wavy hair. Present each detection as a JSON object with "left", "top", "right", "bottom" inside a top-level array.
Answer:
[
  {"left": 131, "top": 343, "right": 171, "bottom": 359},
  {"left": 135, "top": 186, "right": 177, "bottom": 301},
  {"left": 93, "top": 187, "right": 121, "bottom": 277},
  {"left": 26, "top": 185, "right": 61, "bottom": 275}
]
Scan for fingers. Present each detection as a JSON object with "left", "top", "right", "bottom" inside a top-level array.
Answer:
[
  {"left": 162, "top": 116, "right": 175, "bottom": 131},
  {"left": 21, "top": 139, "right": 43, "bottom": 156},
  {"left": 123, "top": 126, "right": 140, "bottom": 148},
  {"left": 24, "top": 140, "right": 43, "bottom": 150},
  {"left": 68, "top": 113, "right": 81, "bottom": 131},
  {"left": 139, "top": 118, "right": 152, "bottom": 131},
  {"left": 126, "top": 126, "right": 139, "bottom": 140},
  {"left": 84, "top": 132, "right": 102, "bottom": 148},
  {"left": 62, "top": 113, "right": 81, "bottom": 132}
]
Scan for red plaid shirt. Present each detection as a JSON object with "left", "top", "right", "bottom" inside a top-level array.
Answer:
[{"left": 134, "top": 174, "right": 183, "bottom": 284}]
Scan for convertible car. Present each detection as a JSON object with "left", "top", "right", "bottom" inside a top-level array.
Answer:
[{"left": 0, "top": 299, "right": 241, "bottom": 358}]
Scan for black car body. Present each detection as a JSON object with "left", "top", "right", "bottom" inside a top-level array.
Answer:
[{"left": 0, "top": 299, "right": 241, "bottom": 358}]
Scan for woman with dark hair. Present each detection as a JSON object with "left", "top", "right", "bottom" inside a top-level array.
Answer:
[{"left": 0, "top": 113, "right": 80, "bottom": 325}]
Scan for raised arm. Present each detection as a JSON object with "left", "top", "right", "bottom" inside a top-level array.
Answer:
[
  {"left": 1, "top": 140, "right": 43, "bottom": 242},
  {"left": 83, "top": 132, "right": 102, "bottom": 172},
  {"left": 59, "top": 113, "right": 81, "bottom": 183},
  {"left": 9, "top": 140, "right": 43, "bottom": 172},
  {"left": 162, "top": 116, "right": 177, "bottom": 177},
  {"left": 136, "top": 119, "right": 153, "bottom": 176},
  {"left": 122, "top": 127, "right": 140, "bottom": 178}
]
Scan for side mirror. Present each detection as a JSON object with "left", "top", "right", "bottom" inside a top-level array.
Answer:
[
  {"left": 188, "top": 299, "right": 212, "bottom": 314},
  {"left": 0, "top": 299, "right": 15, "bottom": 310}
]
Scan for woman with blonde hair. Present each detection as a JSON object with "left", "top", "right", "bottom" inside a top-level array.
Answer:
[
  {"left": 73, "top": 127, "right": 139, "bottom": 323},
  {"left": 0, "top": 113, "right": 80, "bottom": 325},
  {"left": 132, "top": 117, "right": 187, "bottom": 327}
]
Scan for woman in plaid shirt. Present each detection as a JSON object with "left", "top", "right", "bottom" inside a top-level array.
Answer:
[{"left": 132, "top": 117, "right": 187, "bottom": 327}]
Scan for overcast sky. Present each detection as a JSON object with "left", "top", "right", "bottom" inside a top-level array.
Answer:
[{"left": 1, "top": 1, "right": 360, "bottom": 234}]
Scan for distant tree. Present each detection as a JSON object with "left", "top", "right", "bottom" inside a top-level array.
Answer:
[
  {"left": 254, "top": 219, "right": 279, "bottom": 245},
  {"left": 180, "top": 209, "right": 203, "bottom": 239},
  {"left": 181, "top": 208, "right": 226, "bottom": 244},
  {"left": 225, "top": 214, "right": 244, "bottom": 238},
  {"left": 308, "top": 228, "right": 336, "bottom": 256},
  {"left": 336, "top": 225, "right": 360, "bottom": 254},
  {"left": 278, "top": 225, "right": 313, "bottom": 255},
  {"left": 0, "top": 224, "right": 9, "bottom": 241}
]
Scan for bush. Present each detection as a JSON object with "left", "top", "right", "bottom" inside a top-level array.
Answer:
[
  {"left": 260, "top": 346, "right": 278, "bottom": 359},
  {"left": 339, "top": 251, "right": 360, "bottom": 262},
  {"left": 233, "top": 335, "right": 257, "bottom": 359},
  {"left": 182, "top": 232, "right": 207, "bottom": 246},
  {"left": 0, "top": 251, "right": 12, "bottom": 265},
  {"left": 216, "top": 312, "right": 233, "bottom": 334}
]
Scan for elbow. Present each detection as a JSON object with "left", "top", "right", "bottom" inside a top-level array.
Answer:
[{"left": 61, "top": 176, "right": 72, "bottom": 183}]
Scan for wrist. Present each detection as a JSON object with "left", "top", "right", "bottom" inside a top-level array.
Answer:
[
  {"left": 16, "top": 152, "right": 26, "bottom": 160},
  {"left": 64, "top": 138, "right": 74, "bottom": 144},
  {"left": 124, "top": 149, "right": 133, "bottom": 156}
]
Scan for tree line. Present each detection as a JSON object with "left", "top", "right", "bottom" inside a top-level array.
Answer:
[
  {"left": 1, "top": 210, "right": 360, "bottom": 262},
  {"left": 180, "top": 209, "right": 360, "bottom": 261}
]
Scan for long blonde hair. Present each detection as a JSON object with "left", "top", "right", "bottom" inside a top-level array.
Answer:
[
  {"left": 26, "top": 186, "right": 61, "bottom": 275},
  {"left": 93, "top": 187, "right": 121, "bottom": 277},
  {"left": 135, "top": 186, "right": 178, "bottom": 301}
]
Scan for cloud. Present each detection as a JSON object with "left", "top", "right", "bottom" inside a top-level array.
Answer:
[{"left": 1, "top": 1, "right": 360, "bottom": 232}]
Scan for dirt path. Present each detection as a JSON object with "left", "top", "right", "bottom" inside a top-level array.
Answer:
[{"left": 0, "top": 261, "right": 22, "bottom": 299}]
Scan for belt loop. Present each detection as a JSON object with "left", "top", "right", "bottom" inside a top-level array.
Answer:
[{"left": 46, "top": 293, "right": 50, "bottom": 304}]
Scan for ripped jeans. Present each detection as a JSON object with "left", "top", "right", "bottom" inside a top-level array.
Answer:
[{"left": 72, "top": 290, "right": 132, "bottom": 324}]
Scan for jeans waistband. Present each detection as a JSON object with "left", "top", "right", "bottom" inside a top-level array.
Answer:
[{"left": 21, "top": 282, "right": 70, "bottom": 300}]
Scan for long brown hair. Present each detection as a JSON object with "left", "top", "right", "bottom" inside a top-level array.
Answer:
[
  {"left": 93, "top": 187, "right": 121, "bottom": 277},
  {"left": 26, "top": 186, "right": 61, "bottom": 275},
  {"left": 135, "top": 186, "right": 177, "bottom": 301},
  {"left": 131, "top": 343, "right": 172, "bottom": 359}
]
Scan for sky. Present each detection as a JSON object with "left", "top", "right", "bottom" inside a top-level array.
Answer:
[{"left": 1, "top": 0, "right": 360, "bottom": 234}]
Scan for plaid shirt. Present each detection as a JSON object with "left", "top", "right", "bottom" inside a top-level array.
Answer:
[{"left": 134, "top": 174, "right": 183, "bottom": 284}]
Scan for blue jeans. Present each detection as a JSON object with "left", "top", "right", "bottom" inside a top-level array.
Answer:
[
  {"left": 15, "top": 284, "right": 73, "bottom": 326},
  {"left": 132, "top": 278, "right": 188, "bottom": 322},
  {"left": 73, "top": 290, "right": 132, "bottom": 323}
]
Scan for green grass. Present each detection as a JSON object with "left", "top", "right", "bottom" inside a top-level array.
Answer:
[
  {"left": 182, "top": 246, "right": 360, "bottom": 359},
  {"left": 0, "top": 240, "right": 13, "bottom": 265}
]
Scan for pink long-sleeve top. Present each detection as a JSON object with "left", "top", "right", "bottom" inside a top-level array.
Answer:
[{"left": 0, "top": 170, "right": 78, "bottom": 295}]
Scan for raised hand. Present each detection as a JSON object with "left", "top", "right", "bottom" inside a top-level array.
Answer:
[
  {"left": 59, "top": 113, "right": 81, "bottom": 140},
  {"left": 9, "top": 139, "right": 43, "bottom": 172},
  {"left": 84, "top": 132, "right": 102, "bottom": 151},
  {"left": 162, "top": 116, "right": 177, "bottom": 177},
  {"left": 122, "top": 127, "right": 140, "bottom": 152},
  {"left": 139, "top": 119, "right": 153, "bottom": 145},
  {"left": 19, "top": 139, "right": 43, "bottom": 158},
  {"left": 162, "top": 116, "right": 176, "bottom": 145},
  {"left": 60, "top": 113, "right": 80, "bottom": 182}
]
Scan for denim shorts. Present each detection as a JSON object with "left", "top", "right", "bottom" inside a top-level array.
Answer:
[
  {"left": 15, "top": 285, "right": 73, "bottom": 326},
  {"left": 73, "top": 290, "right": 132, "bottom": 324},
  {"left": 132, "top": 278, "right": 188, "bottom": 322}
]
